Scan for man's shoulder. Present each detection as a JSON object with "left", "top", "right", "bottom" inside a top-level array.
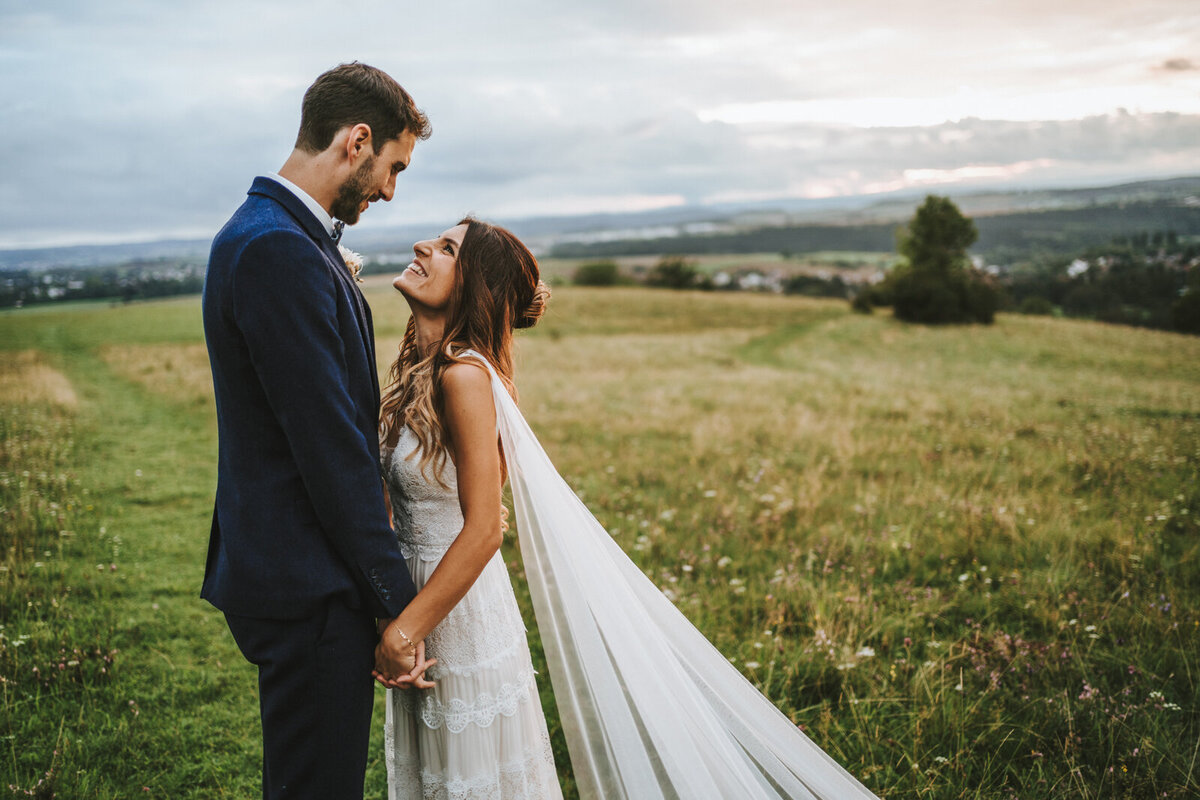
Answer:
[
  {"left": 219, "top": 191, "right": 303, "bottom": 242},
  {"left": 212, "top": 194, "right": 317, "bottom": 264}
]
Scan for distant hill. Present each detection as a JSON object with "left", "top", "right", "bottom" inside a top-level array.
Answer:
[
  {"left": 3, "top": 176, "right": 1198, "bottom": 270},
  {"left": 549, "top": 199, "right": 1200, "bottom": 261},
  {"left": 832, "top": 176, "right": 1200, "bottom": 224}
]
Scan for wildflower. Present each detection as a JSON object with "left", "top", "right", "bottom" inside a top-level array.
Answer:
[
  {"left": 958, "top": 573, "right": 969, "bottom": 582},
  {"left": 744, "top": 661, "right": 761, "bottom": 670},
  {"left": 856, "top": 646, "right": 875, "bottom": 658},
  {"left": 717, "top": 556, "right": 732, "bottom": 568}
]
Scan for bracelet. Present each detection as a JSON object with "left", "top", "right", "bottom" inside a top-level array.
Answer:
[{"left": 395, "top": 627, "right": 416, "bottom": 653}]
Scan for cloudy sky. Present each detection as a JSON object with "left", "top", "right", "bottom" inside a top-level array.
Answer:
[{"left": 2, "top": 0, "right": 1199, "bottom": 248}]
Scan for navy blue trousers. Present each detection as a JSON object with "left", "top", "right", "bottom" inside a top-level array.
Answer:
[{"left": 225, "top": 597, "right": 378, "bottom": 799}]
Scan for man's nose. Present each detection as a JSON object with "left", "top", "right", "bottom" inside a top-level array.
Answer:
[{"left": 378, "top": 174, "right": 396, "bottom": 202}]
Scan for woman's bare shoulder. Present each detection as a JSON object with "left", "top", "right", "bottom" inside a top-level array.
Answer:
[{"left": 440, "top": 360, "right": 490, "bottom": 395}]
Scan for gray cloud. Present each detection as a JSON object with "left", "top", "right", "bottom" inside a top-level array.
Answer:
[{"left": 1, "top": 0, "right": 1199, "bottom": 246}]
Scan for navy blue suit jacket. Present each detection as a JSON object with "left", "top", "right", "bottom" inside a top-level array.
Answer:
[{"left": 201, "top": 177, "right": 417, "bottom": 620}]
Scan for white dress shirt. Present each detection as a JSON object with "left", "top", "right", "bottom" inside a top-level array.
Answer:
[{"left": 263, "top": 173, "right": 337, "bottom": 238}]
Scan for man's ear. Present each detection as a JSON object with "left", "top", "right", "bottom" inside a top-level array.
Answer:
[{"left": 345, "top": 123, "right": 373, "bottom": 162}]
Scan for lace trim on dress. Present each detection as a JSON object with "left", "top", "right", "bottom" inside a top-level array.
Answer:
[
  {"left": 401, "top": 667, "right": 539, "bottom": 733},
  {"left": 398, "top": 539, "right": 455, "bottom": 562},
  {"left": 390, "top": 731, "right": 558, "bottom": 800},
  {"left": 427, "top": 637, "right": 534, "bottom": 678}
]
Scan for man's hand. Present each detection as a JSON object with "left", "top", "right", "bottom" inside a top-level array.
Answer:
[{"left": 373, "top": 619, "right": 437, "bottom": 689}]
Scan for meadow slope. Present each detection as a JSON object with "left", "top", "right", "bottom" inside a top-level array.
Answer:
[{"left": 2, "top": 283, "right": 1197, "bottom": 799}]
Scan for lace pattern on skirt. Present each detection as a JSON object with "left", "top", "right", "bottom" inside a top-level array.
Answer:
[
  {"left": 389, "top": 730, "right": 558, "bottom": 800},
  {"left": 392, "top": 666, "right": 539, "bottom": 733}
]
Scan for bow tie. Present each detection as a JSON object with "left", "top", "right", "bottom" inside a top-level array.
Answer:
[{"left": 331, "top": 219, "right": 345, "bottom": 244}]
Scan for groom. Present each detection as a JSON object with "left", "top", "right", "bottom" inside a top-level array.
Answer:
[{"left": 202, "top": 63, "right": 430, "bottom": 798}]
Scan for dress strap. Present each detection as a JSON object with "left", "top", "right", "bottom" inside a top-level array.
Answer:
[{"left": 456, "top": 348, "right": 496, "bottom": 379}]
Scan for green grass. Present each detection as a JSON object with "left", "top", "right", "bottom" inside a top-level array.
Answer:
[{"left": 2, "top": 285, "right": 1197, "bottom": 798}]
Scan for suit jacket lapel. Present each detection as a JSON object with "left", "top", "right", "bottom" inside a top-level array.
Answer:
[{"left": 320, "top": 237, "right": 382, "bottom": 405}]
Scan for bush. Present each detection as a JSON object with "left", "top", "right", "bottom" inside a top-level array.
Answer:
[
  {"left": 1170, "top": 290, "right": 1200, "bottom": 334},
  {"left": 1018, "top": 296, "right": 1056, "bottom": 316},
  {"left": 645, "top": 256, "right": 702, "bottom": 289},
  {"left": 863, "top": 278, "right": 894, "bottom": 308},
  {"left": 890, "top": 266, "right": 1001, "bottom": 324},
  {"left": 573, "top": 260, "right": 621, "bottom": 286},
  {"left": 783, "top": 274, "right": 847, "bottom": 298},
  {"left": 850, "top": 291, "right": 873, "bottom": 314},
  {"left": 965, "top": 272, "right": 1002, "bottom": 324}
]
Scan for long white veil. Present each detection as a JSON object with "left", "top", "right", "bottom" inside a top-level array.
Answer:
[{"left": 465, "top": 351, "right": 879, "bottom": 800}]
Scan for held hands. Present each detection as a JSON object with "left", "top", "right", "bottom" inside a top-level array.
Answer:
[{"left": 373, "top": 618, "right": 437, "bottom": 690}]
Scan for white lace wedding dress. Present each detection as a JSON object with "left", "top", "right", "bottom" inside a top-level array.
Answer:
[
  {"left": 382, "top": 425, "right": 563, "bottom": 800},
  {"left": 384, "top": 351, "right": 880, "bottom": 800}
]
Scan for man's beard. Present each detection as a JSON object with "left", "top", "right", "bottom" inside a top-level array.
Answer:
[{"left": 330, "top": 154, "right": 377, "bottom": 225}]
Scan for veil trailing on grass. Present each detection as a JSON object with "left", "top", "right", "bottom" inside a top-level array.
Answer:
[{"left": 463, "top": 351, "right": 879, "bottom": 800}]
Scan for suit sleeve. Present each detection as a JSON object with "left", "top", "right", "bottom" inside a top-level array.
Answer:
[{"left": 231, "top": 230, "right": 417, "bottom": 618}]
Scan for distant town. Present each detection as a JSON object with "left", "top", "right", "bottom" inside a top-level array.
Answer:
[{"left": 2, "top": 177, "right": 1198, "bottom": 334}]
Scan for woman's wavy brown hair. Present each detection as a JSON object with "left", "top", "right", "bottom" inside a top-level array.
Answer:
[{"left": 380, "top": 217, "right": 548, "bottom": 485}]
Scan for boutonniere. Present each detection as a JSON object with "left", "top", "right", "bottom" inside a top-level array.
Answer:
[{"left": 338, "top": 244, "right": 365, "bottom": 283}]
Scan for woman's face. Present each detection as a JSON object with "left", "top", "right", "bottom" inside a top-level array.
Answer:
[{"left": 393, "top": 223, "right": 468, "bottom": 312}]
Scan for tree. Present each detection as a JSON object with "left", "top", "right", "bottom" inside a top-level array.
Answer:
[
  {"left": 885, "top": 195, "right": 1000, "bottom": 324},
  {"left": 899, "top": 195, "right": 977, "bottom": 275},
  {"left": 645, "top": 255, "right": 702, "bottom": 289}
]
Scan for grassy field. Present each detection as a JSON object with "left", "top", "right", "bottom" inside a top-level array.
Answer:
[{"left": 1, "top": 282, "right": 1197, "bottom": 799}]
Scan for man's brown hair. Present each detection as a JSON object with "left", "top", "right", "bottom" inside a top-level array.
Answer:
[{"left": 295, "top": 62, "right": 431, "bottom": 154}]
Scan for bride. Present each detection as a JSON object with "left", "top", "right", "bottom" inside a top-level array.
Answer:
[{"left": 372, "top": 217, "right": 880, "bottom": 800}]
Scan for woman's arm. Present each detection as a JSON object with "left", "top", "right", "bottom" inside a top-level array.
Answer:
[
  {"left": 382, "top": 478, "right": 394, "bottom": 529},
  {"left": 376, "top": 361, "right": 502, "bottom": 680}
]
